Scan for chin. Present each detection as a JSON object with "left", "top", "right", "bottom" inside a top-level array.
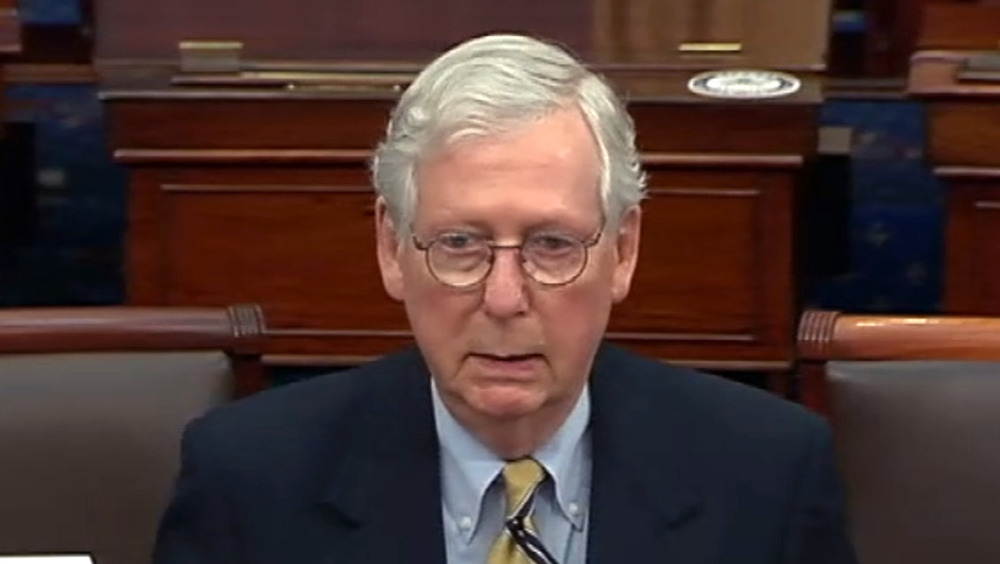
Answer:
[{"left": 468, "top": 386, "right": 547, "bottom": 420}]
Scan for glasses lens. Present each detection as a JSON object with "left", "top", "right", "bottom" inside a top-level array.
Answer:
[
  {"left": 427, "top": 239, "right": 492, "bottom": 287},
  {"left": 420, "top": 228, "right": 597, "bottom": 288},
  {"left": 522, "top": 234, "right": 587, "bottom": 285}
]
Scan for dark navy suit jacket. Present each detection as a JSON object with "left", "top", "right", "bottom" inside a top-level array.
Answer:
[{"left": 153, "top": 343, "right": 857, "bottom": 564}]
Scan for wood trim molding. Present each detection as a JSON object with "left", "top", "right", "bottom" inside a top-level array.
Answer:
[
  {"left": 935, "top": 166, "right": 1000, "bottom": 180},
  {"left": 114, "top": 148, "right": 374, "bottom": 164},
  {"left": 0, "top": 7, "right": 20, "bottom": 54},
  {"left": 642, "top": 152, "right": 804, "bottom": 168},
  {"left": 798, "top": 309, "right": 1000, "bottom": 361}
]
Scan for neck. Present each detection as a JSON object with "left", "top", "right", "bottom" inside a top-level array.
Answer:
[
  {"left": 446, "top": 387, "right": 584, "bottom": 460},
  {"left": 475, "top": 414, "right": 563, "bottom": 460}
]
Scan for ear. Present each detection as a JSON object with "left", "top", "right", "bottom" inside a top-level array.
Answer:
[
  {"left": 610, "top": 206, "right": 642, "bottom": 304},
  {"left": 374, "top": 197, "right": 405, "bottom": 301}
]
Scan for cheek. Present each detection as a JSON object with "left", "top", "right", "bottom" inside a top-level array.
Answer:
[
  {"left": 398, "top": 251, "right": 440, "bottom": 301},
  {"left": 399, "top": 258, "right": 476, "bottom": 350},
  {"left": 537, "top": 249, "right": 618, "bottom": 359},
  {"left": 536, "top": 282, "right": 613, "bottom": 363}
]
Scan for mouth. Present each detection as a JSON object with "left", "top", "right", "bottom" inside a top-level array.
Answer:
[
  {"left": 471, "top": 352, "right": 542, "bottom": 362},
  {"left": 468, "top": 352, "right": 545, "bottom": 376}
]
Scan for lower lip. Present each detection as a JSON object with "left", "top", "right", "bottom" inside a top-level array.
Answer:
[{"left": 471, "top": 354, "right": 542, "bottom": 376}]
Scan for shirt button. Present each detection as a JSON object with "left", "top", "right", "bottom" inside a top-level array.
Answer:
[
  {"left": 458, "top": 516, "right": 473, "bottom": 530},
  {"left": 568, "top": 502, "right": 581, "bottom": 516}
]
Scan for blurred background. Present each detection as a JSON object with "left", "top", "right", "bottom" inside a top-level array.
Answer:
[
  {"left": 3, "top": 0, "right": 994, "bottom": 387},
  {"left": 0, "top": 0, "right": 944, "bottom": 312}
]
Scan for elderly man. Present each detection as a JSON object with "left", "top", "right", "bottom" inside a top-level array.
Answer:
[{"left": 154, "top": 34, "right": 856, "bottom": 564}]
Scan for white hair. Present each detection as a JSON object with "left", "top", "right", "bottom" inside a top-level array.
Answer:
[{"left": 371, "top": 33, "right": 647, "bottom": 234}]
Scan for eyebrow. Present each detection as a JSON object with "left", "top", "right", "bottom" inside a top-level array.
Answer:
[
  {"left": 429, "top": 225, "right": 592, "bottom": 242},
  {"left": 422, "top": 217, "right": 596, "bottom": 235}
]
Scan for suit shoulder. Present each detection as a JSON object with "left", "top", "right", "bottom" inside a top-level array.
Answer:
[
  {"left": 183, "top": 348, "right": 423, "bottom": 455},
  {"left": 597, "top": 343, "right": 828, "bottom": 442}
]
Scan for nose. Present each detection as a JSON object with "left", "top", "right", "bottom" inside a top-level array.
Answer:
[{"left": 481, "top": 247, "right": 529, "bottom": 318}]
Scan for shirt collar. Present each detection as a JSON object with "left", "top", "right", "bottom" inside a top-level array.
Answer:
[
  {"left": 433, "top": 380, "right": 504, "bottom": 543},
  {"left": 432, "top": 380, "right": 591, "bottom": 542},
  {"left": 534, "top": 385, "right": 590, "bottom": 530}
]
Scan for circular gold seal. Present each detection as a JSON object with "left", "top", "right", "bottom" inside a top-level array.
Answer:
[{"left": 687, "top": 69, "right": 801, "bottom": 100}]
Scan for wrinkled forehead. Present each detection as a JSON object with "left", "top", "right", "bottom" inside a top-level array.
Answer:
[{"left": 413, "top": 111, "right": 603, "bottom": 229}]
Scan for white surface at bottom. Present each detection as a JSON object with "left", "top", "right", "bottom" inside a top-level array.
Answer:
[{"left": 0, "top": 557, "right": 93, "bottom": 564}]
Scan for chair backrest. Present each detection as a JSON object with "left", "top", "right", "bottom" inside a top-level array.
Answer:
[
  {"left": 797, "top": 309, "right": 1000, "bottom": 564},
  {"left": 0, "top": 304, "right": 266, "bottom": 564},
  {"left": 798, "top": 309, "right": 1000, "bottom": 414}
]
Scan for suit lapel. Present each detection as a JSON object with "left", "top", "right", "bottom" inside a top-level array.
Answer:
[
  {"left": 586, "top": 344, "right": 706, "bottom": 564},
  {"left": 301, "top": 344, "right": 710, "bottom": 563},
  {"left": 313, "top": 349, "right": 446, "bottom": 564}
]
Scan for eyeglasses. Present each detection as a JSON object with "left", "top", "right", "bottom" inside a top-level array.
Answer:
[{"left": 412, "top": 223, "right": 604, "bottom": 289}]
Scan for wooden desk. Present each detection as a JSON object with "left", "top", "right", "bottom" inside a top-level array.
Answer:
[
  {"left": 95, "top": 0, "right": 832, "bottom": 373},
  {"left": 100, "top": 66, "right": 821, "bottom": 372},
  {"left": 0, "top": 0, "right": 21, "bottom": 137},
  {"left": 917, "top": 3, "right": 1000, "bottom": 52},
  {"left": 908, "top": 5, "right": 1000, "bottom": 314},
  {"left": 910, "top": 53, "right": 1000, "bottom": 313},
  {"left": 853, "top": 0, "right": 1000, "bottom": 78}
]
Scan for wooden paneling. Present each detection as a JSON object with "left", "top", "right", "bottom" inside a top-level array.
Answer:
[
  {"left": 943, "top": 177, "right": 1000, "bottom": 314},
  {"left": 910, "top": 35, "right": 1000, "bottom": 316},
  {"left": 121, "top": 159, "right": 801, "bottom": 365},
  {"left": 609, "top": 169, "right": 795, "bottom": 364},
  {"left": 107, "top": 98, "right": 395, "bottom": 151},
  {"left": 95, "top": 0, "right": 830, "bottom": 68},
  {"left": 0, "top": 0, "right": 21, "bottom": 138},
  {"left": 127, "top": 169, "right": 414, "bottom": 359},
  {"left": 96, "top": 0, "right": 592, "bottom": 62},
  {"left": 929, "top": 102, "right": 1000, "bottom": 167},
  {"left": 591, "top": 0, "right": 831, "bottom": 68},
  {"left": 631, "top": 102, "right": 817, "bottom": 154},
  {"left": 160, "top": 179, "right": 405, "bottom": 332},
  {"left": 105, "top": 76, "right": 815, "bottom": 368},
  {"left": 97, "top": 0, "right": 829, "bottom": 370},
  {"left": 861, "top": 0, "right": 926, "bottom": 77},
  {"left": 909, "top": 50, "right": 1000, "bottom": 98},
  {"left": 0, "top": 0, "right": 19, "bottom": 56},
  {"left": 918, "top": 3, "right": 1000, "bottom": 51}
]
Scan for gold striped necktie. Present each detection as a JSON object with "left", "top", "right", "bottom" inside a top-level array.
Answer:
[{"left": 486, "top": 457, "right": 559, "bottom": 564}]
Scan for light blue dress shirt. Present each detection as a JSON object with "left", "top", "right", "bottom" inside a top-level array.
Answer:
[{"left": 431, "top": 381, "right": 592, "bottom": 564}]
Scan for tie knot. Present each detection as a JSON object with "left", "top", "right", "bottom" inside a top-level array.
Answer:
[{"left": 501, "top": 457, "right": 545, "bottom": 518}]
